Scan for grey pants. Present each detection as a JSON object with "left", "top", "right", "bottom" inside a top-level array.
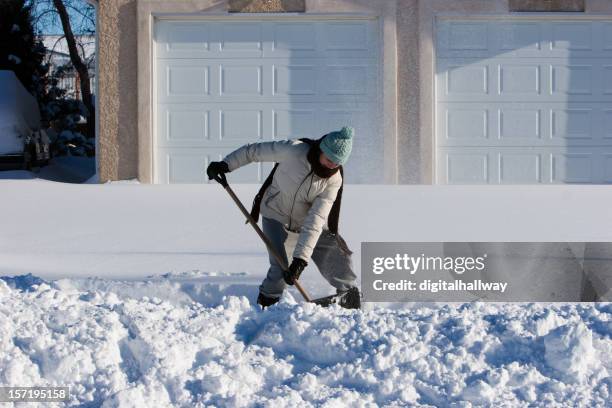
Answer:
[{"left": 259, "top": 216, "right": 358, "bottom": 299}]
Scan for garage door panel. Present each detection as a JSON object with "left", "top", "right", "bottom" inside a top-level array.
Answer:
[
  {"left": 437, "top": 19, "right": 612, "bottom": 184},
  {"left": 438, "top": 147, "right": 612, "bottom": 184},
  {"left": 273, "top": 65, "right": 317, "bottom": 96},
  {"left": 498, "top": 22, "right": 542, "bottom": 54},
  {"left": 438, "top": 20, "right": 612, "bottom": 59},
  {"left": 156, "top": 20, "right": 378, "bottom": 59},
  {"left": 604, "top": 155, "right": 612, "bottom": 182},
  {"left": 155, "top": 21, "right": 212, "bottom": 56},
  {"left": 164, "top": 109, "right": 211, "bottom": 144},
  {"left": 221, "top": 23, "right": 263, "bottom": 51},
  {"left": 219, "top": 109, "right": 263, "bottom": 141},
  {"left": 438, "top": 59, "right": 612, "bottom": 103},
  {"left": 550, "top": 22, "right": 593, "bottom": 51},
  {"left": 444, "top": 64, "right": 488, "bottom": 95},
  {"left": 220, "top": 65, "right": 263, "bottom": 96},
  {"left": 160, "top": 63, "right": 211, "bottom": 98},
  {"left": 157, "top": 60, "right": 211, "bottom": 101},
  {"left": 272, "top": 109, "right": 316, "bottom": 139},
  {"left": 604, "top": 110, "right": 612, "bottom": 139},
  {"left": 157, "top": 105, "right": 209, "bottom": 147},
  {"left": 157, "top": 104, "right": 265, "bottom": 148},
  {"left": 499, "top": 65, "right": 540, "bottom": 95},
  {"left": 499, "top": 109, "right": 541, "bottom": 140},
  {"left": 438, "top": 60, "right": 542, "bottom": 101},
  {"left": 155, "top": 19, "right": 380, "bottom": 184},
  {"left": 444, "top": 108, "right": 489, "bottom": 140},
  {"left": 158, "top": 107, "right": 378, "bottom": 145},
  {"left": 446, "top": 153, "right": 489, "bottom": 184},
  {"left": 438, "top": 22, "right": 489, "bottom": 53},
  {"left": 272, "top": 23, "right": 317, "bottom": 52},
  {"left": 551, "top": 153, "right": 594, "bottom": 183},
  {"left": 603, "top": 66, "right": 612, "bottom": 94},
  {"left": 157, "top": 103, "right": 375, "bottom": 148},
  {"left": 157, "top": 148, "right": 276, "bottom": 184},
  {"left": 499, "top": 153, "right": 542, "bottom": 184},
  {"left": 550, "top": 65, "right": 593, "bottom": 95},
  {"left": 550, "top": 109, "right": 593, "bottom": 139},
  {"left": 324, "top": 22, "right": 369, "bottom": 50},
  {"left": 439, "top": 104, "right": 541, "bottom": 146},
  {"left": 438, "top": 103, "right": 612, "bottom": 147},
  {"left": 604, "top": 23, "right": 612, "bottom": 50},
  {"left": 158, "top": 149, "right": 209, "bottom": 184},
  {"left": 156, "top": 21, "right": 266, "bottom": 59},
  {"left": 324, "top": 65, "right": 371, "bottom": 95},
  {"left": 158, "top": 59, "right": 375, "bottom": 104}
]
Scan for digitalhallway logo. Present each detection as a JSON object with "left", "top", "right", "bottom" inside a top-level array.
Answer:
[{"left": 362, "top": 242, "right": 612, "bottom": 302}]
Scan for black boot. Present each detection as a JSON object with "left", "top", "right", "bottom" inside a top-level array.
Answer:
[
  {"left": 336, "top": 287, "right": 361, "bottom": 309},
  {"left": 312, "top": 287, "right": 361, "bottom": 309},
  {"left": 257, "top": 292, "right": 280, "bottom": 309}
]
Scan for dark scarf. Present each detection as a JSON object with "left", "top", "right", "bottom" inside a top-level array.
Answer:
[
  {"left": 306, "top": 138, "right": 340, "bottom": 179},
  {"left": 304, "top": 139, "right": 351, "bottom": 255}
]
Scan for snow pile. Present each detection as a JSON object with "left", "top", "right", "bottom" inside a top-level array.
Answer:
[
  {"left": 543, "top": 322, "right": 597, "bottom": 383},
  {"left": 1, "top": 182, "right": 611, "bottom": 405},
  {"left": 0, "top": 275, "right": 609, "bottom": 407}
]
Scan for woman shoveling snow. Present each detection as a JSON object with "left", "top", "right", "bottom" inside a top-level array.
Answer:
[{"left": 206, "top": 126, "right": 360, "bottom": 310}]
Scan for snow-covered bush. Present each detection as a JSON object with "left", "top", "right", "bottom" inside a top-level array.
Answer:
[
  {"left": 44, "top": 96, "right": 94, "bottom": 157},
  {"left": 0, "top": 0, "right": 95, "bottom": 158},
  {"left": 52, "top": 128, "right": 94, "bottom": 157}
]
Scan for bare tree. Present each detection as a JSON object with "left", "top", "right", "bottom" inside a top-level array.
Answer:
[
  {"left": 31, "top": 0, "right": 96, "bottom": 138},
  {"left": 51, "top": 0, "right": 94, "bottom": 137}
]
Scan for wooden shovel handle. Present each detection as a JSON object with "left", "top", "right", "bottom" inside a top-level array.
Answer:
[{"left": 221, "top": 183, "right": 313, "bottom": 303}]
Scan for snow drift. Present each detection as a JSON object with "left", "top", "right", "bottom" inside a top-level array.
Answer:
[
  {"left": 1, "top": 180, "right": 611, "bottom": 406},
  {"left": 0, "top": 274, "right": 610, "bottom": 407}
]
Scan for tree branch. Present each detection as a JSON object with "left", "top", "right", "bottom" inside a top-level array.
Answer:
[{"left": 51, "top": 0, "right": 94, "bottom": 137}]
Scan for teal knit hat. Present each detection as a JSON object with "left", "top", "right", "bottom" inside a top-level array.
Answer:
[{"left": 320, "top": 126, "right": 354, "bottom": 165}]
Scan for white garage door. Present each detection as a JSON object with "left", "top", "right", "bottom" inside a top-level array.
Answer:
[
  {"left": 436, "top": 19, "right": 612, "bottom": 184},
  {"left": 154, "top": 19, "right": 380, "bottom": 184}
]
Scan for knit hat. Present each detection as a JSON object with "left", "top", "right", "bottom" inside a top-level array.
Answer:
[{"left": 320, "top": 126, "right": 354, "bottom": 165}]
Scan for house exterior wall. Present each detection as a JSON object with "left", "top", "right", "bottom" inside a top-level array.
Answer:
[
  {"left": 97, "top": 0, "right": 612, "bottom": 183},
  {"left": 98, "top": 0, "right": 397, "bottom": 183},
  {"left": 397, "top": 0, "right": 419, "bottom": 183},
  {"left": 98, "top": 0, "right": 138, "bottom": 181}
]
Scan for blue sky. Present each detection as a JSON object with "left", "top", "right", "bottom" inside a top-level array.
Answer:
[{"left": 32, "top": 0, "right": 95, "bottom": 35}]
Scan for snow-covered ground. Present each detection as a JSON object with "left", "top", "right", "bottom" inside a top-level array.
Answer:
[
  {"left": 3, "top": 179, "right": 612, "bottom": 283},
  {"left": 1, "top": 277, "right": 610, "bottom": 407},
  {"left": 0, "top": 178, "right": 611, "bottom": 406}
]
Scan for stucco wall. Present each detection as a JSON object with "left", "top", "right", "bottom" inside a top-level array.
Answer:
[
  {"left": 397, "top": 0, "right": 419, "bottom": 183},
  {"left": 98, "top": 0, "right": 138, "bottom": 181}
]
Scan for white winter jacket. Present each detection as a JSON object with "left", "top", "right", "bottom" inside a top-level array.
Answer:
[{"left": 223, "top": 139, "right": 342, "bottom": 261}]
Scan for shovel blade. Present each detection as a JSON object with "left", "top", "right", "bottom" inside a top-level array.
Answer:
[{"left": 311, "top": 287, "right": 361, "bottom": 309}]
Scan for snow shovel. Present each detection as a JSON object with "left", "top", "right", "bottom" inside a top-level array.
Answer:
[{"left": 210, "top": 172, "right": 360, "bottom": 309}]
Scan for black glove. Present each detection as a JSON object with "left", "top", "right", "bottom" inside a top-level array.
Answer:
[
  {"left": 283, "top": 258, "right": 307, "bottom": 285},
  {"left": 206, "top": 161, "right": 229, "bottom": 182}
]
